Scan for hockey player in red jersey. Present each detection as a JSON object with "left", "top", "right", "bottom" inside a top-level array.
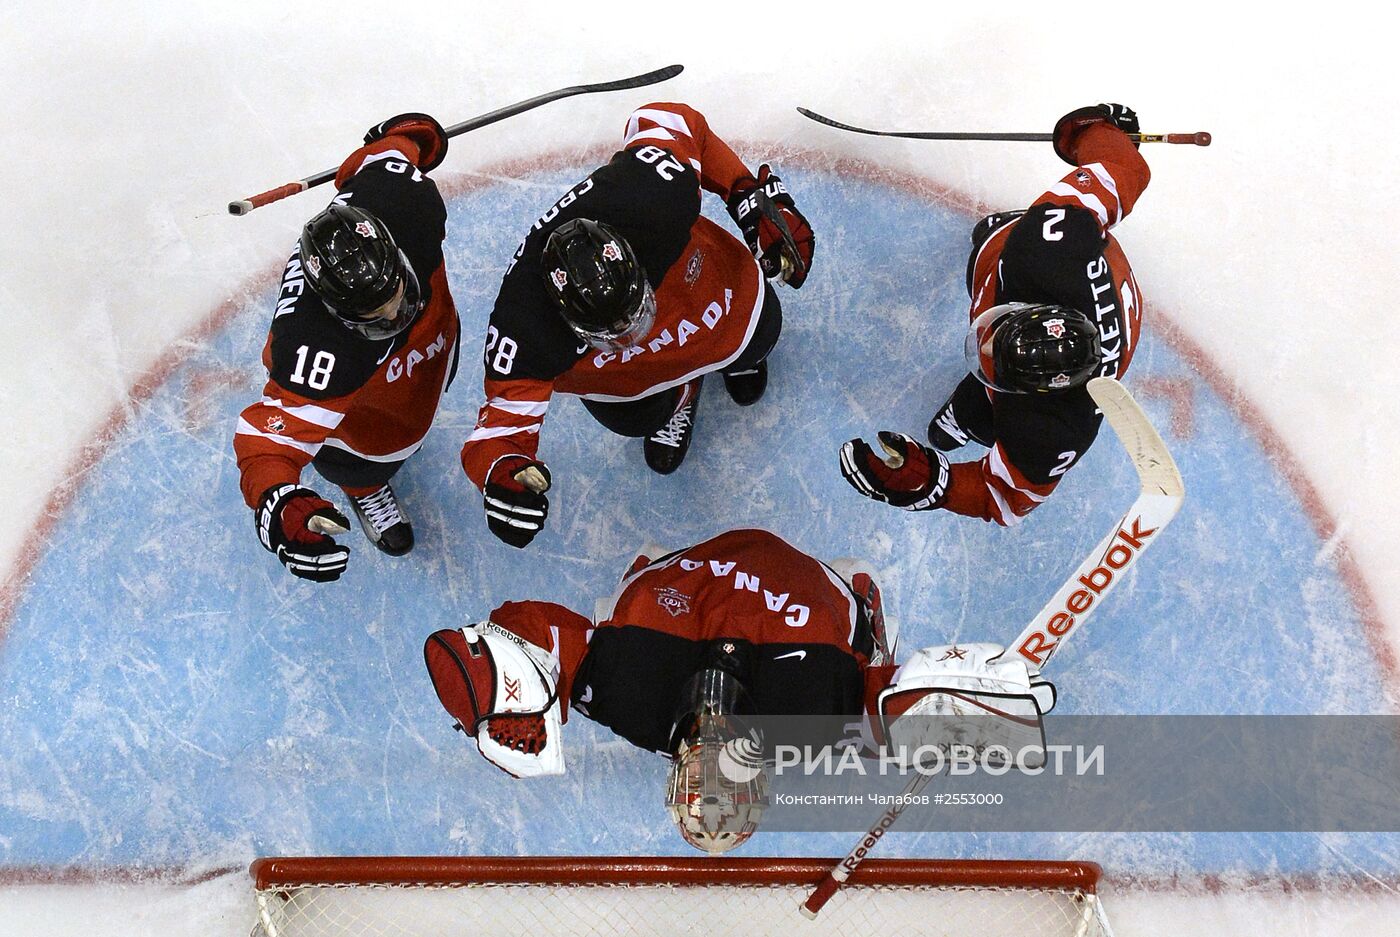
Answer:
[
  {"left": 423, "top": 528, "right": 1055, "bottom": 853},
  {"left": 461, "top": 103, "right": 815, "bottom": 550},
  {"left": 233, "top": 114, "right": 460, "bottom": 580},
  {"left": 840, "top": 104, "right": 1150, "bottom": 526}
]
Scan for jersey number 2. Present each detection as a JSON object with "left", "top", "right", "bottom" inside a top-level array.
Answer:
[{"left": 1049, "top": 450, "right": 1077, "bottom": 477}]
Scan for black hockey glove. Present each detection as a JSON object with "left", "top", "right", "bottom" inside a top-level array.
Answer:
[
  {"left": 839, "top": 432, "right": 950, "bottom": 511},
  {"left": 484, "top": 456, "right": 552, "bottom": 549},
  {"left": 255, "top": 484, "right": 351, "bottom": 582},
  {"left": 726, "top": 165, "right": 815, "bottom": 288},
  {"left": 1052, "top": 104, "right": 1140, "bottom": 165},
  {"left": 364, "top": 112, "right": 449, "bottom": 171}
]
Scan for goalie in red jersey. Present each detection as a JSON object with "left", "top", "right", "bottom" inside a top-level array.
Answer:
[
  {"left": 460, "top": 102, "right": 815, "bottom": 550},
  {"left": 423, "top": 528, "right": 1055, "bottom": 854},
  {"left": 233, "top": 114, "right": 460, "bottom": 581},
  {"left": 841, "top": 104, "right": 1151, "bottom": 526}
]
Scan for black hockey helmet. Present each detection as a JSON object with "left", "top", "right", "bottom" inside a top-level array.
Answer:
[
  {"left": 964, "top": 302, "right": 1104, "bottom": 394},
  {"left": 541, "top": 218, "right": 655, "bottom": 352},
  {"left": 299, "top": 204, "right": 422, "bottom": 340}
]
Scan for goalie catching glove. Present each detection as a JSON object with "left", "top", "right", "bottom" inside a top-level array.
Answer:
[
  {"left": 877, "top": 642, "right": 1055, "bottom": 771},
  {"left": 255, "top": 484, "right": 351, "bottom": 582},
  {"left": 726, "top": 164, "right": 815, "bottom": 288},
  {"left": 839, "top": 431, "right": 950, "bottom": 511},
  {"left": 423, "top": 621, "right": 565, "bottom": 778}
]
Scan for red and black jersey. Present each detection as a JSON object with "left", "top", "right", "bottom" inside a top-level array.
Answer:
[
  {"left": 486, "top": 529, "right": 874, "bottom": 754},
  {"left": 460, "top": 103, "right": 765, "bottom": 490},
  {"left": 945, "top": 124, "right": 1150, "bottom": 525},
  {"left": 233, "top": 141, "right": 461, "bottom": 506}
]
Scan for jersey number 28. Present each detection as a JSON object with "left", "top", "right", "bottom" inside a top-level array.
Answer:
[{"left": 484, "top": 326, "right": 518, "bottom": 376}]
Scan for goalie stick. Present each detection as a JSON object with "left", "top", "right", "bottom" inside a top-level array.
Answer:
[
  {"left": 801, "top": 377, "right": 1183, "bottom": 920},
  {"left": 797, "top": 106, "right": 1212, "bottom": 147},
  {"left": 228, "top": 64, "right": 684, "bottom": 215}
]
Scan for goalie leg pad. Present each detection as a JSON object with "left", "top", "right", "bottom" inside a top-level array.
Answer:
[
  {"left": 826, "top": 558, "right": 899, "bottom": 666},
  {"left": 424, "top": 622, "right": 565, "bottom": 778}
]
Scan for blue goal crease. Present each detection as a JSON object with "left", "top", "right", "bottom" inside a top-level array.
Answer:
[{"left": 0, "top": 167, "right": 1391, "bottom": 875}]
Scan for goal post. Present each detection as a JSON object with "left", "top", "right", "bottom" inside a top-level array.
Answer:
[{"left": 250, "top": 855, "right": 1114, "bottom": 937}]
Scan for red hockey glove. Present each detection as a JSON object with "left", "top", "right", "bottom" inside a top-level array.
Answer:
[
  {"left": 726, "top": 164, "right": 815, "bottom": 288},
  {"left": 1052, "top": 103, "right": 1140, "bottom": 165},
  {"left": 839, "top": 432, "right": 950, "bottom": 511},
  {"left": 364, "top": 112, "right": 449, "bottom": 171},
  {"left": 484, "top": 456, "right": 552, "bottom": 549},
  {"left": 255, "top": 484, "right": 351, "bottom": 582}
]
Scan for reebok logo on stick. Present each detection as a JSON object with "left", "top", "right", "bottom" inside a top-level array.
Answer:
[{"left": 1016, "top": 517, "right": 1158, "bottom": 667}]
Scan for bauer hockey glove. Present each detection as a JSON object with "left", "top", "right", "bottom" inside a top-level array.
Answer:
[
  {"left": 726, "top": 165, "right": 815, "bottom": 288},
  {"left": 484, "top": 456, "right": 552, "bottom": 549},
  {"left": 255, "top": 484, "right": 351, "bottom": 582},
  {"left": 364, "top": 112, "right": 449, "bottom": 170},
  {"left": 839, "top": 432, "right": 950, "bottom": 511},
  {"left": 1053, "top": 104, "right": 1140, "bottom": 164},
  {"left": 336, "top": 112, "right": 449, "bottom": 187}
]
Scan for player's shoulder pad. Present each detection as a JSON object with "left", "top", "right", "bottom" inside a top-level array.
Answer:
[
  {"left": 594, "top": 145, "right": 701, "bottom": 226},
  {"left": 338, "top": 157, "right": 447, "bottom": 276},
  {"left": 1009, "top": 202, "right": 1104, "bottom": 254},
  {"left": 266, "top": 301, "right": 398, "bottom": 401}
]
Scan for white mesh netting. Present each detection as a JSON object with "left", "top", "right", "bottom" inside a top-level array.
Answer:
[{"left": 249, "top": 858, "right": 1113, "bottom": 937}]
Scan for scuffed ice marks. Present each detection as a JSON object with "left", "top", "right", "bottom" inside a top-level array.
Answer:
[{"left": 0, "top": 165, "right": 1390, "bottom": 872}]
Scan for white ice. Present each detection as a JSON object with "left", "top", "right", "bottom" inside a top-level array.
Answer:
[{"left": 3, "top": 1, "right": 1399, "bottom": 934}]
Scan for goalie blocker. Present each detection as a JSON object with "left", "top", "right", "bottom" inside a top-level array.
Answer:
[{"left": 877, "top": 642, "right": 1055, "bottom": 771}]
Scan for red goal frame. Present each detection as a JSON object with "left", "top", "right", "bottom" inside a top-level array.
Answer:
[{"left": 251, "top": 855, "right": 1103, "bottom": 893}]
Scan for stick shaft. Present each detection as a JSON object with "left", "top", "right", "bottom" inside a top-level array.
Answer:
[
  {"left": 1005, "top": 378, "right": 1184, "bottom": 675},
  {"left": 799, "top": 768, "right": 935, "bottom": 918},
  {"left": 797, "top": 108, "right": 1211, "bottom": 147},
  {"left": 802, "top": 379, "right": 1183, "bottom": 919},
  {"left": 229, "top": 65, "right": 684, "bottom": 215}
]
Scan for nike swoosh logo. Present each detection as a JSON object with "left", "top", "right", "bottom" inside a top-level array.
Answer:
[{"left": 773, "top": 650, "right": 806, "bottom": 662}]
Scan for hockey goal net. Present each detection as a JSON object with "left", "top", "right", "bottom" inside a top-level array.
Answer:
[{"left": 249, "top": 856, "right": 1114, "bottom": 937}]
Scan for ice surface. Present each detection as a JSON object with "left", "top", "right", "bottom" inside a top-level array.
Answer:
[{"left": 3, "top": 2, "right": 1399, "bottom": 934}]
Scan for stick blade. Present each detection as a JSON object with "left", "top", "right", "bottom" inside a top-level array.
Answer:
[
  {"left": 1087, "top": 378, "right": 1184, "bottom": 498},
  {"left": 797, "top": 107, "right": 871, "bottom": 135},
  {"left": 588, "top": 64, "right": 683, "bottom": 92}
]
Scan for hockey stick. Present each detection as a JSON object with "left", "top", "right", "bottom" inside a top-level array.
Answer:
[
  {"left": 797, "top": 107, "right": 1212, "bottom": 147},
  {"left": 1005, "top": 377, "right": 1185, "bottom": 675},
  {"left": 801, "top": 378, "right": 1183, "bottom": 919},
  {"left": 752, "top": 189, "right": 806, "bottom": 282},
  {"left": 799, "top": 765, "right": 935, "bottom": 919},
  {"left": 228, "top": 64, "right": 685, "bottom": 215}
]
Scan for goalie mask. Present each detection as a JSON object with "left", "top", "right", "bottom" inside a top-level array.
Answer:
[
  {"left": 665, "top": 668, "right": 768, "bottom": 855},
  {"left": 423, "top": 622, "right": 565, "bottom": 778},
  {"left": 965, "top": 302, "right": 1103, "bottom": 394}
]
